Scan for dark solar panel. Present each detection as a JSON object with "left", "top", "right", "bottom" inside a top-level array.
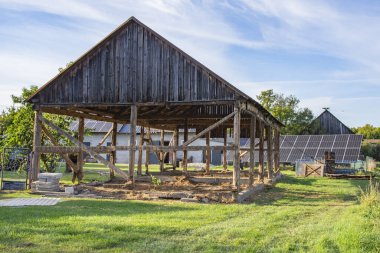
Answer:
[
  {"left": 218, "top": 134, "right": 361, "bottom": 164},
  {"left": 333, "top": 135, "right": 348, "bottom": 148},
  {"left": 279, "top": 149, "right": 289, "bottom": 162},
  {"left": 344, "top": 148, "right": 361, "bottom": 161},
  {"left": 281, "top": 135, "right": 296, "bottom": 148},
  {"left": 319, "top": 135, "right": 335, "bottom": 148},
  {"left": 334, "top": 148, "right": 346, "bottom": 160},
  {"left": 303, "top": 148, "right": 318, "bottom": 160},
  {"left": 294, "top": 135, "right": 309, "bottom": 148},
  {"left": 315, "top": 148, "right": 326, "bottom": 160},
  {"left": 307, "top": 135, "right": 322, "bottom": 148}
]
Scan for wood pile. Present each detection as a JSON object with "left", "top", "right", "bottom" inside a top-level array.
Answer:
[{"left": 31, "top": 173, "right": 62, "bottom": 192}]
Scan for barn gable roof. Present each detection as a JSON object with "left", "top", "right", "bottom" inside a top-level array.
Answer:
[
  {"left": 302, "top": 109, "right": 353, "bottom": 135},
  {"left": 27, "top": 16, "right": 282, "bottom": 131}
]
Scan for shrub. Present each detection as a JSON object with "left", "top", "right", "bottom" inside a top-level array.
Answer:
[{"left": 151, "top": 175, "right": 161, "bottom": 189}]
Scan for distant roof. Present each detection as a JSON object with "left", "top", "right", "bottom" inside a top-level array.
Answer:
[
  {"left": 302, "top": 110, "right": 353, "bottom": 135},
  {"left": 69, "top": 120, "right": 195, "bottom": 134},
  {"left": 69, "top": 120, "right": 156, "bottom": 134}
]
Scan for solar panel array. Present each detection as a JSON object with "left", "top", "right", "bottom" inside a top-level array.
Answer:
[
  {"left": 280, "top": 134, "right": 363, "bottom": 163},
  {"left": 70, "top": 120, "right": 123, "bottom": 133},
  {"left": 234, "top": 134, "right": 363, "bottom": 164}
]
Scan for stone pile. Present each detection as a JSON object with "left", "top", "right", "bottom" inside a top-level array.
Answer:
[{"left": 31, "top": 173, "right": 63, "bottom": 192}]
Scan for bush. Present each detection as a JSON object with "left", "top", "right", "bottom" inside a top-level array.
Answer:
[
  {"left": 151, "top": 175, "right": 161, "bottom": 189},
  {"left": 362, "top": 143, "right": 380, "bottom": 161}
]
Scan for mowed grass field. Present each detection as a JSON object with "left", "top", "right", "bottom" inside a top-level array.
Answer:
[{"left": 0, "top": 170, "right": 380, "bottom": 252}]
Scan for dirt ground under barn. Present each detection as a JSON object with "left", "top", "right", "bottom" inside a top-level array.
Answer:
[{"left": 71, "top": 170, "right": 280, "bottom": 203}]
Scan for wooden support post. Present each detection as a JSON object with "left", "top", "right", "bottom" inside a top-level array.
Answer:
[
  {"left": 183, "top": 119, "right": 188, "bottom": 174},
  {"left": 249, "top": 116, "right": 256, "bottom": 188},
  {"left": 129, "top": 105, "right": 137, "bottom": 181},
  {"left": 160, "top": 130, "right": 165, "bottom": 172},
  {"left": 110, "top": 122, "right": 117, "bottom": 179},
  {"left": 258, "top": 121, "right": 264, "bottom": 182},
  {"left": 39, "top": 116, "right": 129, "bottom": 180},
  {"left": 41, "top": 125, "right": 78, "bottom": 181},
  {"left": 97, "top": 127, "right": 113, "bottom": 147},
  {"left": 274, "top": 128, "right": 280, "bottom": 174},
  {"left": 145, "top": 127, "right": 151, "bottom": 174},
  {"left": 205, "top": 131, "right": 210, "bottom": 174},
  {"left": 137, "top": 126, "right": 144, "bottom": 175},
  {"left": 74, "top": 117, "right": 84, "bottom": 183},
  {"left": 172, "top": 127, "right": 178, "bottom": 170},
  {"left": 223, "top": 128, "right": 227, "bottom": 171},
  {"left": 31, "top": 110, "right": 42, "bottom": 182},
  {"left": 233, "top": 102, "right": 241, "bottom": 190},
  {"left": 266, "top": 125, "right": 273, "bottom": 181}
]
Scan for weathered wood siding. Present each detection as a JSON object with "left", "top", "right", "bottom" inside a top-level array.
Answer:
[
  {"left": 35, "top": 20, "right": 235, "bottom": 105},
  {"left": 304, "top": 110, "right": 353, "bottom": 135}
]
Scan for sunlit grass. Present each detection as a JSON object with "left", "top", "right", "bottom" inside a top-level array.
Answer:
[{"left": 0, "top": 172, "right": 379, "bottom": 252}]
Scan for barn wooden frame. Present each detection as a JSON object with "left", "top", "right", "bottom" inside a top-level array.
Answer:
[{"left": 28, "top": 17, "right": 282, "bottom": 192}]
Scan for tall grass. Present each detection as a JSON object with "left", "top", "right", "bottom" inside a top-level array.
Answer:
[{"left": 359, "top": 177, "right": 380, "bottom": 208}]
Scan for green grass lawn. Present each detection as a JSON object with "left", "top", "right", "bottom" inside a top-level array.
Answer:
[{"left": 0, "top": 171, "right": 379, "bottom": 252}]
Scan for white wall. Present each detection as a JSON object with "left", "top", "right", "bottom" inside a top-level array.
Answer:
[{"left": 83, "top": 132, "right": 223, "bottom": 164}]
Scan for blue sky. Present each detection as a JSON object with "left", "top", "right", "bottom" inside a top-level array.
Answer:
[{"left": 0, "top": 0, "right": 380, "bottom": 127}]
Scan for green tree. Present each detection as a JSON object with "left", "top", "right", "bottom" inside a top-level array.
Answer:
[
  {"left": 1, "top": 86, "right": 74, "bottom": 172},
  {"left": 352, "top": 124, "right": 380, "bottom": 139},
  {"left": 256, "top": 89, "right": 314, "bottom": 135},
  {"left": 361, "top": 143, "right": 380, "bottom": 160}
]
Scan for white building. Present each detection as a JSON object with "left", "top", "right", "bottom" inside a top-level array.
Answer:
[{"left": 70, "top": 120, "right": 224, "bottom": 165}]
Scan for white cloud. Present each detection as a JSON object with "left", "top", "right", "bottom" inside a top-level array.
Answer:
[
  {"left": 238, "top": 0, "right": 380, "bottom": 73},
  {"left": 0, "top": 0, "right": 380, "bottom": 127},
  {"left": 0, "top": 0, "right": 109, "bottom": 22},
  {"left": 300, "top": 96, "right": 380, "bottom": 127}
]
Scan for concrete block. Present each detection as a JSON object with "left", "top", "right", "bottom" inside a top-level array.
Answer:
[
  {"left": 65, "top": 187, "right": 75, "bottom": 195},
  {"left": 236, "top": 183, "right": 265, "bottom": 203}
]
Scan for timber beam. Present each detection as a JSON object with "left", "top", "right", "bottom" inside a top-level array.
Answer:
[
  {"left": 37, "top": 115, "right": 130, "bottom": 180},
  {"left": 41, "top": 124, "right": 78, "bottom": 174},
  {"left": 35, "top": 145, "right": 235, "bottom": 154},
  {"left": 97, "top": 127, "right": 114, "bottom": 146},
  {"left": 182, "top": 111, "right": 236, "bottom": 147}
]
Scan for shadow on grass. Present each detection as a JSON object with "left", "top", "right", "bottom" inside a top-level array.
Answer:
[
  {"left": 250, "top": 175, "right": 361, "bottom": 206},
  {"left": 347, "top": 177, "right": 370, "bottom": 188}
]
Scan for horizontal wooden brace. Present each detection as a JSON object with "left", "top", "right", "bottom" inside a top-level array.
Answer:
[
  {"left": 35, "top": 145, "right": 236, "bottom": 154},
  {"left": 38, "top": 116, "right": 130, "bottom": 180}
]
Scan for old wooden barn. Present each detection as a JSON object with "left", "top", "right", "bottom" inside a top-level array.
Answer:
[
  {"left": 302, "top": 109, "right": 353, "bottom": 135},
  {"left": 27, "top": 17, "right": 282, "bottom": 194}
]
